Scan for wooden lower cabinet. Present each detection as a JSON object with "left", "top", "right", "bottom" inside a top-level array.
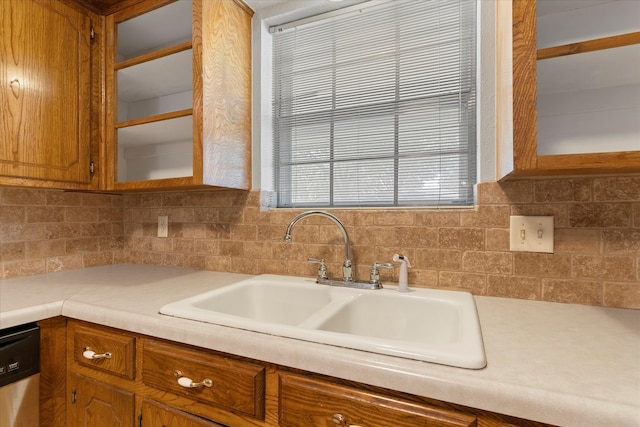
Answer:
[
  {"left": 71, "top": 321, "right": 136, "bottom": 380},
  {"left": 142, "top": 339, "right": 265, "bottom": 421},
  {"left": 140, "top": 399, "right": 225, "bottom": 427},
  {"left": 39, "top": 317, "right": 68, "bottom": 427},
  {"left": 61, "top": 320, "right": 553, "bottom": 427},
  {"left": 279, "top": 372, "right": 476, "bottom": 427},
  {"left": 67, "top": 374, "right": 135, "bottom": 427},
  {"left": 66, "top": 320, "right": 265, "bottom": 427}
]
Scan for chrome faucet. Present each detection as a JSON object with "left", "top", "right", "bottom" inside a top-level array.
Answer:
[
  {"left": 284, "top": 210, "right": 353, "bottom": 282},
  {"left": 284, "top": 210, "right": 388, "bottom": 289}
]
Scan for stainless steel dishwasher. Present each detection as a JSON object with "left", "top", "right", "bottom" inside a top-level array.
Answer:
[{"left": 0, "top": 323, "right": 40, "bottom": 427}]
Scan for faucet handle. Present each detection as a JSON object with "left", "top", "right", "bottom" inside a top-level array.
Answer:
[
  {"left": 373, "top": 262, "right": 393, "bottom": 269},
  {"left": 369, "top": 262, "right": 393, "bottom": 287},
  {"left": 308, "top": 258, "right": 328, "bottom": 281}
]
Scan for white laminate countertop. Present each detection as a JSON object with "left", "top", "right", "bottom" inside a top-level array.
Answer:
[{"left": 1, "top": 264, "right": 638, "bottom": 426}]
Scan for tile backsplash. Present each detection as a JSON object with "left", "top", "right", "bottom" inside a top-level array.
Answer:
[
  {"left": 0, "top": 188, "right": 124, "bottom": 278},
  {"left": 1, "top": 176, "right": 638, "bottom": 309}
]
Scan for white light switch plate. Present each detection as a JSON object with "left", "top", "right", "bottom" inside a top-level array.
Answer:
[{"left": 509, "top": 216, "right": 554, "bottom": 253}]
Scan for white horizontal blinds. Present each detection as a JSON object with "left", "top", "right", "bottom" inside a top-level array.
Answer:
[{"left": 273, "top": 0, "right": 476, "bottom": 208}]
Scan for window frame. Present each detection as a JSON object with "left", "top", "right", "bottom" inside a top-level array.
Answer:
[{"left": 254, "top": 0, "right": 495, "bottom": 208}]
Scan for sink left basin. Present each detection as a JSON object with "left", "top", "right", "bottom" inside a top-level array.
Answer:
[{"left": 160, "top": 275, "right": 338, "bottom": 327}]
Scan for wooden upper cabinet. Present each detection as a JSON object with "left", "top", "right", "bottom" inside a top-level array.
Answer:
[
  {"left": 105, "top": 0, "right": 253, "bottom": 191},
  {"left": 0, "top": 0, "right": 96, "bottom": 188},
  {"left": 501, "top": 0, "right": 640, "bottom": 179}
]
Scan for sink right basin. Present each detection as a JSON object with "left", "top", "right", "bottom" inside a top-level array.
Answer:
[
  {"left": 160, "top": 274, "right": 486, "bottom": 369},
  {"left": 315, "top": 292, "right": 462, "bottom": 345}
]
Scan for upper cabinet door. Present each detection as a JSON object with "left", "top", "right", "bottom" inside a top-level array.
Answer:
[
  {"left": 0, "top": 0, "right": 93, "bottom": 187},
  {"left": 502, "top": 0, "right": 640, "bottom": 179},
  {"left": 105, "top": 0, "right": 253, "bottom": 191}
]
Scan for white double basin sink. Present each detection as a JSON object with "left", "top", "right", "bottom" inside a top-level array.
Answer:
[{"left": 160, "top": 274, "right": 486, "bottom": 369}]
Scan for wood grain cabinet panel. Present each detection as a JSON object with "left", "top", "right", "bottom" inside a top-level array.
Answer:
[
  {"left": 67, "top": 373, "right": 135, "bottom": 427},
  {"left": 140, "top": 399, "right": 226, "bottom": 427},
  {"left": 279, "top": 372, "right": 477, "bottom": 427},
  {"left": 38, "top": 317, "right": 67, "bottom": 427},
  {"left": 0, "top": 0, "right": 94, "bottom": 186},
  {"left": 70, "top": 322, "right": 136, "bottom": 380},
  {"left": 142, "top": 339, "right": 266, "bottom": 420}
]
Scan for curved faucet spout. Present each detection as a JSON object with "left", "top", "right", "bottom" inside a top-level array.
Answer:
[{"left": 284, "top": 210, "right": 352, "bottom": 281}]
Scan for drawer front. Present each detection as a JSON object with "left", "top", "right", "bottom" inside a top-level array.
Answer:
[
  {"left": 279, "top": 373, "right": 477, "bottom": 427},
  {"left": 71, "top": 322, "right": 136, "bottom": 380},
  {"left": 141, "top": 399, "right": 226, "bottom": 427},
  {"left": 142, "top": 339, "right": 266, "bottom": 420}
]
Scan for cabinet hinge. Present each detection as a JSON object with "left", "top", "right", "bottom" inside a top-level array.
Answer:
[
  {"left": 71, "top": 389, "right": 77, "bottom": 404},
  {"left": 90, "top": 160, "right": 95, "bottom": 177},
  {"left": 90, "top": 26, "right": 95, "bottom": 42}
]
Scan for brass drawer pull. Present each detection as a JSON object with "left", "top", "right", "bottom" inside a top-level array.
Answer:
[
  {"left": 332, "top": 414, "right": 346, "bottom": 425},
  {"left": 331, "top": 413, "right": 362, "bottom": 427},
  {"left": 82, "top": 347, "right": 112, "bottom": 360},
  {"left": 174, "top": 370, "right": 213, "bottom": 388}
]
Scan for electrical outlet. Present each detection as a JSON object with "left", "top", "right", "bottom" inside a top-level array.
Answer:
[
  {"left": 158, "top": 216, "right": 168, "bottom": 238},
  {"left": 509, "top": 216, "right": 554, "bottom": 253}
]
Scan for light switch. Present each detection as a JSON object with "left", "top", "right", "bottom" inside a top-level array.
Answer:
[{"left": 509, "top": 216, "right": 554, "bottom": 253}]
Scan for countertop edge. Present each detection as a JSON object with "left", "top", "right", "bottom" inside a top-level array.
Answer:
[{"left": 0, "top": 301, "right": 65, "bottom": 330}]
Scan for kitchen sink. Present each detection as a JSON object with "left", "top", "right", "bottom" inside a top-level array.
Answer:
[{"left": 159, "top": 274, "right": 486, "bottom": 369}]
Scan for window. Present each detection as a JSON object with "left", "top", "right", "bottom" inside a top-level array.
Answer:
[{"left": 272, "top": 0, "right": 477, "bottom": 208}]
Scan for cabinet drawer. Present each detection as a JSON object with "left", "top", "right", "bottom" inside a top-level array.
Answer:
[
  {"left": 71, "top": 322, "right": 136, "bottom": 380},
  {"left": 279, "top": 373, "right": 477, "bottom": 427},
  {"left": 142, "top": 339, "right": 266, "bottom": 420}
]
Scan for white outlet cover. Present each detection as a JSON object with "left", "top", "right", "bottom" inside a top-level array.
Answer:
[
  {"left": 158, "top": 216, "right": 168, "bottom": 238},
  {"left": 509, "top": 216, "right": 554, "bottom": 253}
]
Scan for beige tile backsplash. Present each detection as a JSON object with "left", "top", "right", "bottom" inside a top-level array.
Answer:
[
  {"left": 1, "top": 176, "right": 639, "bottom": 309},
  {"left": 0, "top": 189, "right": 125, "bottom": 278}
]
